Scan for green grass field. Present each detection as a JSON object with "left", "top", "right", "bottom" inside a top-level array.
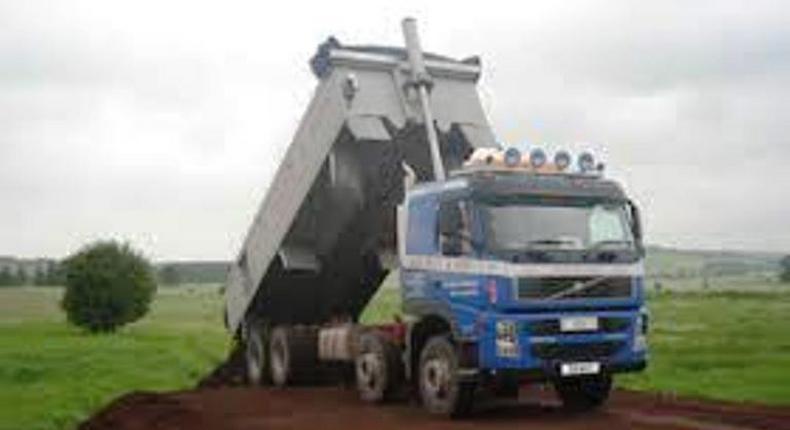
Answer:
[
  {"left": 0, "top": 286, "right": 230, "bottom": 430},
  {"left": 1, "top": 281, "right": 789, "bottom": 429},
  {"left": 619, "top": 289, "right": 790, "bottom": 404}
]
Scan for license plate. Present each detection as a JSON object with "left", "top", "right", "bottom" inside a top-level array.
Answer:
[
  {"left": 560, "top": 361, "right": 601, "bottom": 376},
  {"left": 560, "top": 316, "right": 598, "bottom": 332}
]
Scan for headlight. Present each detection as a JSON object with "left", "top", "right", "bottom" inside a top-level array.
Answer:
[
  {"left": 496, "top": 320, "right": 516, "bottom": 341},
  {"left": 496, "top": 320, "right": 519, "bottom": 357}
]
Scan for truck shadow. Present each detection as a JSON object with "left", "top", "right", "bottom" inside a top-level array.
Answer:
[
  {"left": 472, "top": 400, "right": 562, "bottom": 420},
  {"left": 466, "top": 397, "right": 608, "bottom": 424}
]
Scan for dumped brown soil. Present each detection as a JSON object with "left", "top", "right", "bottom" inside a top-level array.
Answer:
[
  {"left": 196, "top": 345, "right": 248, "bottom": 389},
  {"left": 80, "top": 356, "right": 790, "bottom": 430},
  {"left": 79, "top": 386, "right": 790, "bottom": 430}
]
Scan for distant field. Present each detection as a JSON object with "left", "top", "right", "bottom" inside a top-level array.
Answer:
[
  {"left": 643, "top": 272, "right": 785, "bottom": 294},
  {"left": 644, "top": 246, "right": 780, "bottom": 279},
  {"left": 68, "top": 246, "right": 781, "bottom": 287},
  {"left": 2, "top": 277, "right": 790, "bottom": 429},
  {"left": 0, "top": 286, "right": 229, "bottom": 430}
]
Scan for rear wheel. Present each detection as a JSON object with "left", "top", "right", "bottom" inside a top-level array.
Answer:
[
  {"left": 243, "top": 320, "right": 268, "bottom": 385},
  {"left": 418, "top": 336, "right": 475, "bottom": 417},
  {"left": 554, "top": 374, "right": 612, "bottom": 412},
  {"left": 355, "top": 332, "right": 403, "bottom": 402},
  {"left": 269, "top": 325, "right": 319, "bottom": 387}
]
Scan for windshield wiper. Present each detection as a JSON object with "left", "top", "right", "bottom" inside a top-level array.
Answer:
[
  {"left": 511, "top": 249, "right": 553, "bottom": 263},
  {"left": 526, "top": 238, "right": 579, "bottom": 248},
  {"left": 585, "top": 240, "right": 634, "bottom": 262},
  {"left": 545, "top": 276, "right": 609, "bottom": 300},
  {"left": 441, "top": 232, "right": 481, "bottom": 249},
  {"left": 587, "top": 240, "right": 633, "bottom": 251}
]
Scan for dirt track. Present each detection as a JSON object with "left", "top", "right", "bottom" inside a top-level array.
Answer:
[
  {"left": 77, "top": 348, "right": 790, "bottom": 430},
  {"left": 80, "top": 385, "right": 790, "bottom": 430}
]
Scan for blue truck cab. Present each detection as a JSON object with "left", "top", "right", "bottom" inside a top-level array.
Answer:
[{"left": 398, "top": 150, "right": 648, "bottom": 415}]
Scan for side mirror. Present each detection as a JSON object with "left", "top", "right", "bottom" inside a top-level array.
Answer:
[{"left": 628, "top": 200, "right": 645, "bottom": 256}]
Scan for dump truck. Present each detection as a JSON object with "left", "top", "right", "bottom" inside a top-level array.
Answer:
[{"left": 225, "top": 19, "right": 648, "bottom": 416}]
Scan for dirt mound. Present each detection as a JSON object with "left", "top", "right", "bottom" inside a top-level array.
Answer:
[
  {"left": 78, "top": 392, "right": 193, "bottom": 430},
  {"left": 79, "top": 384, "right": 790, "bottom": 430},
  {"left": 197, "top": 345, "right": 247, "bottom": 388},
  {"left": 81, "top": 347, "right": 790, "bottom": 430}
]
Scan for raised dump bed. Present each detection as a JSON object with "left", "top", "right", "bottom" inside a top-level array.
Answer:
[{"left": 224, "top": 36, "right": 497, "bottom": 333}]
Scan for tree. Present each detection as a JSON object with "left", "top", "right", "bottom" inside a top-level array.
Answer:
[
  {"left": 45, "top": 261, "right": 65, "bottom": 286},
  {"left": 16, "top": 268, "right": 27, "bottom": 285},
  {"left": 158, "top": 265, "right": 182, "bottom": 286},
  {"left": 0, "top": 267, "right": 13, "bottom": 287},
  {"left": 61, "top": 241, "right": 157, "bottom": 333},
  {"left": 780, "top": 255, "right": 790, "bottom": 283},
  {"left": 33, "top": 265, "right": 48, "bottom": 286}
]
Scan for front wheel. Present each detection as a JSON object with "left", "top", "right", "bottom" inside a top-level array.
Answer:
[
  {"left": 355, "top": 332, "right": 403, "bottom": 402},
  {"left": 554, "top": 374, "right": 612, "bottom": 412},
  {"left": 418, "top": 336, "right": 475, "bottom": 417}
]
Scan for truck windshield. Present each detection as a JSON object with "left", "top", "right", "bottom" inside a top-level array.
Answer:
[{"left": 479, "top": 201, "right": 636, "bottom": 262}]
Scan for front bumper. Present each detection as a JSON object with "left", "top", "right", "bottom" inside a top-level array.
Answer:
[{"left": 472, "top": 309, "right": 648, "bottom": 377}]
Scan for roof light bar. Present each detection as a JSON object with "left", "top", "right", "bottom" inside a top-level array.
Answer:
[
  {"left": 529, "top": 148, "right": 546, "bottom": 168},
  {"left": 554, "top": 150, "right": 571, "bottom": 170},
  {"left": 578, "top": 151, "right": 595, "bottom": 172},
  {"left": 503, "top": 147, "right": 522, "bottom": 167}
]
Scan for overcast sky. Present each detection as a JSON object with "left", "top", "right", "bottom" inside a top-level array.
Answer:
[{"left": 1, "top": 1, "right": 789, "bottom": 260}]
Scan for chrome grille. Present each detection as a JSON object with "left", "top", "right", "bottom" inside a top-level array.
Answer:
[
  {"left": 517, "top": 276, "right": 632, "bottom": 301},
  {"left": 528, "top": 317, "right": 630, "bottom": 336}
]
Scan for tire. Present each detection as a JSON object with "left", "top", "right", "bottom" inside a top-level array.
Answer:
[
  {"left": 243, "top": 320, "right": 268, "bottom": 385},
  {"left": 554, "top": 374, "right": 612, "bottom": 412},
  {"left": 355, "top": 331, "right": 403, "bottom": 403},
  {"left": 269, "top": 325, "right": 319, "bottom": 387},
  {"left": 418, "top": 336, "right": 475, "bottom": 417}
]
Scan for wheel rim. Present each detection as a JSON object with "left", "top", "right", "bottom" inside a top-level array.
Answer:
[
  {"left": 270, "top": 338, "right": 288, "bottom": 385},
  {"left": 356, "top": 352, "right": 382, "bottom": 394},
  {"left": 246, "top": 331, "right": 263, "bottom": 383},
  {"left": 422, "top": 357, "right": 450, "bottom": 402}
]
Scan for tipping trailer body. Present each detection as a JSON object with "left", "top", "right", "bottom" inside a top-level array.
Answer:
[{"left": 224, "top": 39, "right": 497, "bottom": 333}]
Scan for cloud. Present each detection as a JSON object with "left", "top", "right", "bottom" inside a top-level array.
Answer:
[{"left": 0, "top": 0, "right": 789, "bottom": 259}]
